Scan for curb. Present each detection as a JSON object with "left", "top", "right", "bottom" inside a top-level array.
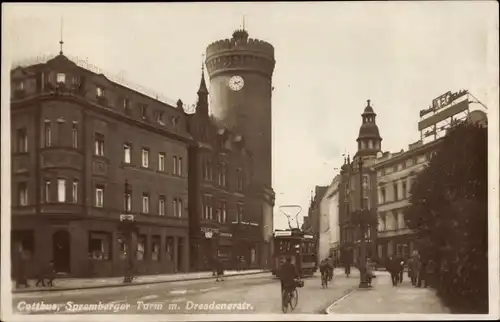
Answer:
[
  {"left": 12, "top": 270, "right": 270, "bottom": 294},
  {"left": 323, "top": 287, "right": 357, "bottom": 314}
]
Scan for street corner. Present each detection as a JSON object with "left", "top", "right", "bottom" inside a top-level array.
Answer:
[{"left": 324, "top": 287, "right": 358, "bottom": 314}]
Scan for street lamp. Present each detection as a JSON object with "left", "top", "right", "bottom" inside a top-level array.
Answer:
[{"left": 357, "top": 157, "right": 371, "bottom": 289}]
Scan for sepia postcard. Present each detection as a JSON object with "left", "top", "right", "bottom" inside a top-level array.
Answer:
[{"left": 1, "top": 2, "right": 499, "bottom": 321}]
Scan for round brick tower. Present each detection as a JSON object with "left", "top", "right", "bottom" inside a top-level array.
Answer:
[
  {"left": 205, "top": 28, "right": 275, "bottom": 189},
  {"left": 205, "top": 29, "right": 276, "bottom": 268}
]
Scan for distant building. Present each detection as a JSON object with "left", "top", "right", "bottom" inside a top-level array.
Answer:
[
  {"left": 305, "top": 186, "right": 328, "bottom": 237},
  {"left": 318, "top": 175, "right": 341, "bottom": 262},
  {"left": 10, "top": 54, "right": 191, "bottom": 277},
  {"left": 339, "top": 100, "right": 381, "bottom": 266}
]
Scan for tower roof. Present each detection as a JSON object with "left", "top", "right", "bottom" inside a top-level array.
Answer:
[
  {"left": 362, "top": 99, "right": 375, "bottom": 115},
  {"left": 357, "top": 99, "right": 382, "bottom": 141},
  {"left": 197, "top": 62, "right": 208, "bottom": 95},
  {"left": 232, "top": 29, "right": 249, "bottom": 41}
]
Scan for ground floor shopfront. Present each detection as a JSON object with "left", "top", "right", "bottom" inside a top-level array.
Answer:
[
  {"left": 189, "top": 223, "right": 263, "bottom": 272},
  {"left": 376, "top": 231, "right": 416, "bottom": 264},
  {"left": 11, "top": 216, "right": 189, "bottom": 278}
]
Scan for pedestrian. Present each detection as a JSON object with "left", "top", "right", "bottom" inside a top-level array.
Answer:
[
  {"left": 327, "top": 256, "right": 334, "bottom": 281},
  {"left": 440, "top": 258, "right": 451, "bottom": 295},
  {"left": 386, "top": 256, "right": 399, "bottom": 286},
  {"left": 366, "top": 257, "right": 375, "bottom": 287},
  {"left": 398, "top": 256, "right": 405, "bottom": 283},
  {"left": 425, "top": 259, "right": 435, "bottom": 288},
  {"left": 15, "top": 251, "right": 29, "bottom": 288},
  {"left": 215, "top": 257, "right": 224, "bottom": 282},
  {"left": 417, "top": 259, "right": 427, "bottom": 288},
  {"left": 45, "top": 260, "right": 56, "bottom": 287},
  {"left": 407, "top": 255, "right": 419, "bottom": 286}
]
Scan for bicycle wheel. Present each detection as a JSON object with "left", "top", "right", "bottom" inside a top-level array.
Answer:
[
  {"left": 281, "top": 291, "right": 289, "bottom": 313},
  {"left": 290, "top": 289, "right": 298, "bottom": 309}
]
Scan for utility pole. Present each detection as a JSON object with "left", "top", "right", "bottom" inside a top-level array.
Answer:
[{"left": 358, "top": 157, "right": 370, "bottom": 289}]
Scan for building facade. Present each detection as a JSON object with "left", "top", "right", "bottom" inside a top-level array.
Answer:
[
  {"left": 205, "top": 29, "right": 276, "bottom": 267},
  {"left": 11, "top": 54, "right": 192, "bottom": 278},
  {"left": 339, "top": 100, "right": 381, "bottom": 266},
  {"left": 326, "top": 175, "right": 342, "bottom": 263},
  {"left": 318, "top": 176, "right": 341, "bottom": 262},
  {"left": 187, "top": 66, "right": 260, "bottom": 271},
  {"left": 373, "top": 139, "right": 442, "bottom": 263}
]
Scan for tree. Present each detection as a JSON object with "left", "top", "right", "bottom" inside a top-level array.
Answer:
[{"left": 406, "top": 121, "right": 488, "bottom": 313}]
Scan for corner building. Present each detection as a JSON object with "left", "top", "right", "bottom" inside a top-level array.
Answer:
[
  {"left": 373, "top": 139, "right": 442, "bottom": 263},
  {"left": 205, "top": 29, "right": 276, "bottom": 267},
  {"left": 339, "top": 100, "right": 381, "bottom": 266},
  {"left": 187, "top": 66, "right": 260, "bottom": 271},
  {"left": 11, "top": 54, "right": 191, "bottom": 278}
]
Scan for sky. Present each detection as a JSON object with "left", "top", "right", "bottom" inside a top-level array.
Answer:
[{"left": 3, "top": 2, "right": 498, "bottom": 230}]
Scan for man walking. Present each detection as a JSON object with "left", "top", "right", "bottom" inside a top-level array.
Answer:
[
  {"left": 417, "top": 258, "right": 427, "bottom": 288},
  {"left": 407, "top": 254, "right": 419, "bottom": 286},
  {"left": 386, "top": 256, "right": 399, "bottom": 286}
]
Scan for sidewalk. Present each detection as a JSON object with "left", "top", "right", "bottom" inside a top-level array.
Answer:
[
  {"left": 12, "top": 269, "right": 269, "bottom": 294},
  {"left": 326, "top": 271, "right": 450, "bottom": 314}
]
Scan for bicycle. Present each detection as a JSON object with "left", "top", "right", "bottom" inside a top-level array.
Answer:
[
  {"left": 281, "top": 281, "right": 300, "bottom": 313},
  {"left": 321, "top": 272, "right": 328, "bottom": 289}
]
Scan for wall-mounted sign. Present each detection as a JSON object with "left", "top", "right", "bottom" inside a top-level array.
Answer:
[
  {"left": 220, "top": 232, "right": 232, "bottom": 238},
  {"left": 274, "top": 231, "right": 292, "bottom": 237},
  {"left": 201, "top": 227, "right": 220, "bottom": 234},
  {"left": 304, "top": 235, "right": 314, "bottom": 239}
]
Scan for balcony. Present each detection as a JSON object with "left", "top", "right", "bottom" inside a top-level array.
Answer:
[
  {"left": 378, "top": 198, "right": 410, "bottom": 212},
  {"left": 378, "top": 228, "right": 415, "bottom": 238}
]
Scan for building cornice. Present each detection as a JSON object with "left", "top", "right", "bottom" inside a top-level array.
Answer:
[
  {"left": 11, "top": 94, "right": 195, "bottom": 146},
  {"left": 373, "top": 138, "right": 444, "bottom": 169}
]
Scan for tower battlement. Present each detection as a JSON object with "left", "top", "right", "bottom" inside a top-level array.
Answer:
[
  {"left": 206, "top": 36, "right": 275, "bottom": 60},
  {"left": 205, "top": 32, "right": 275, "bottom": 79}
]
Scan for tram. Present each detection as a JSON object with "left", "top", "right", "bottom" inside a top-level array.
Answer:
[{"left": 271, "top": 228, "right": 318, "bottom": 277}]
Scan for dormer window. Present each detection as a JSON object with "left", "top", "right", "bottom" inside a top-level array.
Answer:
[
  {"left": 96, "top": 87, "right": 104, "bottom": 97},
  {"left": 156, "top": 111, "right": 164, "bottom": 125},
  {"left": 123, "top": 98, "right": 130, "bottom": 110},
  {"left": 16, "top": 81, "right": 24, "bottom": 91},
  {"left": 57, "top": 73, "right": 66, "bottom": 84},
  {"left": 171, "top": 116, "right": 178, "bottom": 127},
  {"left": 141, "top": 104, "right": 148, "bottom": 119}
]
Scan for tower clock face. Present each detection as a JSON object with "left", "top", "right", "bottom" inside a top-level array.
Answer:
[{"left": 228, "top": 75, "right": 244, "bottom": 91}]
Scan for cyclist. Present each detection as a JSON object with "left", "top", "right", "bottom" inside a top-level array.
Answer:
[
  {"left": 345, "top": 262, "right": 351, "bottom": 277},
  {"left": 319, "top": 259, "right": 329, "bottom": 286},
  {"left": 278, "top": 256, "right": 299, "bottom": 297}
]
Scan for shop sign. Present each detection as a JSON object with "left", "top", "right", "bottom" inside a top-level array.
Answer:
[{"left": 201, "top": 227, "right": 220, "bottom": 234}]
